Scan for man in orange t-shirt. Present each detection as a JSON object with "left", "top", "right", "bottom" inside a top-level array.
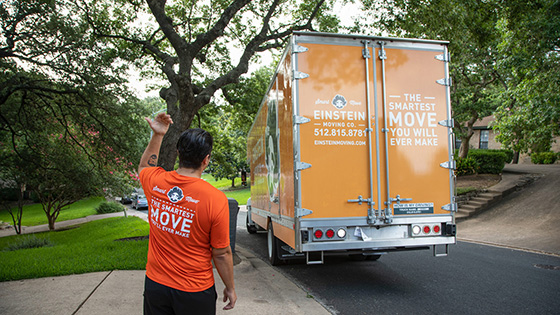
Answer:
[{"left": 139, "top": 113, "right": 236, "bottom": 314}]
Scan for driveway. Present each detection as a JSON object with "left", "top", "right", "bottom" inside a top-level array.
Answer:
[{"left": 458, "top": 164, "right": 560, "bottom": 256}]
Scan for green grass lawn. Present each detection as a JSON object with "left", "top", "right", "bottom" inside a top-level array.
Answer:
[
  {"left": 0, "top": 217, "right": 149, "bottom": 282},
  {"left": 202, "top": 174, "right": 251, "bottom": 205},
  {"left": 0, "top": 196, "right": 105, "bottom": 227}
]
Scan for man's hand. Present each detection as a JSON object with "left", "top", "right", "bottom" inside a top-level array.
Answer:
[
  {"left": 222, "top": 287, "right": 237, "bottom": 310},
  {"left": 138, "top": 113, "right": 173, "bottom": 173},
  {"left": 145, "top": 113, "right": 173, "bottom": 136}
]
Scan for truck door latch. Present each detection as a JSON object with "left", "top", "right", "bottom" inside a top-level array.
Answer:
[
  {"left": 389, "top": 194, "right": 412, "bottom": 204},
  {"left": 348, "top": 195, "right": 373, "bottom": 206}
]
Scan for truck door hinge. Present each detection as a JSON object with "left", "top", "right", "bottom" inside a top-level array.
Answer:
[
  {"left": 294, "top": 116, "right": 311, "bottom": 124},
  {"left": 442, "top": 203, "right": 458, "bottom": 212},
  {"left": 293, "top": 44, "right": 308, "bottom": 54},
  {"left": 294, "top": 71, "right": 309, "bottom": 80},
  {"left": 438, "top": 119, "right": 455, "bottom": 128},
  {"left": 436, "top": 78, "right": 452, "bottom": 86},
  {"left": 296, "top": 207, "right": 313, "bottom": 218},
  {"left": 440, "top": 160, "right": 456, "bottom": 170},
  {"left": 377, "top": 41, "right": 387, "bottom": 60},
  {"left": 296, "top": 161, "right": 312, "bottom": 171},
  {"left": 435, "top": 53, "right": 451, "bottom": 62}
]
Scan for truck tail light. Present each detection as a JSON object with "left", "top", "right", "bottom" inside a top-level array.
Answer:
[
  {"left": 412, "top": 224, "right": 443, "bottom": 237},
  {"left": 314, "top": 229, "right": 323, "bottom": 239},
  {"left": 312, "top": 227, "right": 346, "bottom": 241},
  {"left": 337, "top": 228, "right": 346, "bottom": 238}
]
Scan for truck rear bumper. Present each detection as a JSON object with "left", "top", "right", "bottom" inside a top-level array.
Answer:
[{"left": 301, "top": 235, "right": 456, "bottom": 252}]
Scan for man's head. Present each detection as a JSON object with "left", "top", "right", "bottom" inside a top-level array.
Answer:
[{"left": 177, "top": 128, "right": 213, "bottom": 170}]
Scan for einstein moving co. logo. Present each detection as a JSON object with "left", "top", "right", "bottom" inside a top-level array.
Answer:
[
  {"left": 332, "top": 94, "right": 347, "bottom": 110},
  {"left": 167, "top": 186, "right": 184, "bottom": 203}
]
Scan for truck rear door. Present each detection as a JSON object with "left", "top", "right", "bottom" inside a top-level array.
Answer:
[{"left": 294, "top": 34, "right": 454, "bottom": 227}]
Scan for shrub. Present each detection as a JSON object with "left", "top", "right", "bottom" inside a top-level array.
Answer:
[
  {"left": 531, "top": 152, "right": 558, "bottom": 164},
  {"left": 95, "top": 201, "right": 124, "bottom": 214},
  {"left": 498, "top": 149, "right": 514, "bottom": 163},
  {"left": 468, "top": 149, "right": 507, "bottom": 174},
  {"left": 5, "top": 235, "right": 53, "bottom": 251},
  {"left": 455, "top": 157, "right": 478, "bottom": 176}
]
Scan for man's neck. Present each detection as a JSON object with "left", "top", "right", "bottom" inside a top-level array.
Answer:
[{"left": 175, "top": 167, "right": 203, "bottom": 178}]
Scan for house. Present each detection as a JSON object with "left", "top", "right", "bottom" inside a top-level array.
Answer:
[
  {"left": 462, "top": 115, "right": 559, "bottom": 164},
  {"left": 456, "top": 115, "right": 501, "bottom": 151}
]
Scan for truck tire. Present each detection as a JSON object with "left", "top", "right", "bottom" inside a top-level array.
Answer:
[
  {"left": 267, "top": 221, "right": 282, "bottom": 266},
  {"left": 246, "top": 216, "right": 257, "bottom": 234}
]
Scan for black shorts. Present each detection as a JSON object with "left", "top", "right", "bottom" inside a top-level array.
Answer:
[{"left": 143, "top": 276, "right": 217, "bottom": 315}]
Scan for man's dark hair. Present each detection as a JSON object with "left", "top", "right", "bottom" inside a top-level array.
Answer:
[{"left": 177, "top": 128, "right": 213, "bottom": 169}]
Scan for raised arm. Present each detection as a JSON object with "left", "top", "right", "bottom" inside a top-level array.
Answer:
[{"left": 138, "top": 113, "right": 173, "bottom": 173}]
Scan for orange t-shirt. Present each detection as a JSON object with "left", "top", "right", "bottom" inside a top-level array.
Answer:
[{"left": 140, "top": 167, "right": 230, "bottom": 292}]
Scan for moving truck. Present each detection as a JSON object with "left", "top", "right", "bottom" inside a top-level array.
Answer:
[{"left": 246, "top": 32, "right": 457, "bottom": 265}]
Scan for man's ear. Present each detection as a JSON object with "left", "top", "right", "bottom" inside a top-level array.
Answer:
[{"left": 202, "top": 154, "right": 211, "bottom": 169}]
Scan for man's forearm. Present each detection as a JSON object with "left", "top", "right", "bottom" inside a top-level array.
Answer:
[
  {"left": 138, "top": 133, "right": 164, "bottom": 173},
  {"left": 213, "top": 248, "right": 235, "bottom": 290}
]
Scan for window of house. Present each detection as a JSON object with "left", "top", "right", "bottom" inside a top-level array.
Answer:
[{"left": 479, "top": 130, "right": 489, "bottom": 149}]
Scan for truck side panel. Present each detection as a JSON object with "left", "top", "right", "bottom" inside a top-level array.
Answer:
[{"left": 247, "top": 47, "right": 297, "bottom": 248}]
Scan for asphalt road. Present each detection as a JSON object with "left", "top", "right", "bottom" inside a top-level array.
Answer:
[{"left": 236, "top": 217, "right": 560, "bottom": 315}]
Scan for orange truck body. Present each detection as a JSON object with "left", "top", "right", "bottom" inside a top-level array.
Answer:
[{"left": 247, "top": 32, "right": 456, "bottom": 264}]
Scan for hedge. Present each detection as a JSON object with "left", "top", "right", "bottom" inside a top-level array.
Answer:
[
  {"left": 531, "top": 152, "right": 558, "bottom": 164},
  {"left": 468, "top": 149, "right": 507, "bottom": 174},
  {"left": 95, "top": 201, "right": 125, "bottom": 214}
]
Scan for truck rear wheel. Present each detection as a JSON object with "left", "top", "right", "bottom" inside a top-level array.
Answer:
[
  {"left": 246, "top": 216, "right": 257, "bottom": 234},
  {"left": 267, "top": 221, "right": 282, "bottom": 266}
]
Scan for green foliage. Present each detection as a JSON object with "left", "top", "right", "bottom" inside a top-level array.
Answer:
[
  {"left": 0, "top": 217, "right": 149, "bottom": 282},
  {"left": 531, "top": 152, "right": 558, "bottom": 164},
  {"left": 498, "top": 149, "right": 514, "bottom": 164},
  {"left": 455, "top": 157, "right": 479, "bottom": 176},
  {"left": 4, "top": 235, "right": 53, "bottom": 252},
  {"left": 468, "top": 150, "right": 507, "bottom": 174},
  {"left": 95, "top": 201, "right": 124, "bottom": 214},
  {"left": 457, "top": 187, "right": 477, "bottom": 196},
  {"left": 490, "top": 0, "right": 560, "bottom": 154},
  {"left": 203, "top": 66, "right": 274, "bottom": 185}
]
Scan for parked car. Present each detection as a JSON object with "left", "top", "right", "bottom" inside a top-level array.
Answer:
[
  {"left": 120, "top": 195, "right": 133, "bottom": 204},
  {"left": 132, "top": 194, "right": 148, "bottom": 210}
]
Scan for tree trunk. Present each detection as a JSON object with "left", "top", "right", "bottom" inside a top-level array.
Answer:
[
  {"left": 158, "top": 85, "right": 199, "bottom": 171},
  {"left": 231, "top": 177, "right": 235, "bottom": 188},
  {"left": 512, "top": 151, "right": 520, "bottom": 164},
  {"left": 47, "top": 215, "right": 56, "bottom": 231},
  {"left": 458, "top": 114, "right": 478, "bottom": 159}
]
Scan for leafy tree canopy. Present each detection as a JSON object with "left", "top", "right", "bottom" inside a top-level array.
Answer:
[{"left": 79, "top": 0, "right": 345, "bottom": 170}]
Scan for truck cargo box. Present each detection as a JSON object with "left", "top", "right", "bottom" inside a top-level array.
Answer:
[{"left": 246, "top": 32, "right": 456, "bottom": 265}]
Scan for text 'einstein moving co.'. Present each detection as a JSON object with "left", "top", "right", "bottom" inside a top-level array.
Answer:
[{"left": 312, "top": 94, "right": 367, "bottom": 146}]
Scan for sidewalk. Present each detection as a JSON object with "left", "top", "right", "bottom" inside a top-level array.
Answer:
[{"left": 0, "top": 209, "right": 331, "bottom": 315}]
